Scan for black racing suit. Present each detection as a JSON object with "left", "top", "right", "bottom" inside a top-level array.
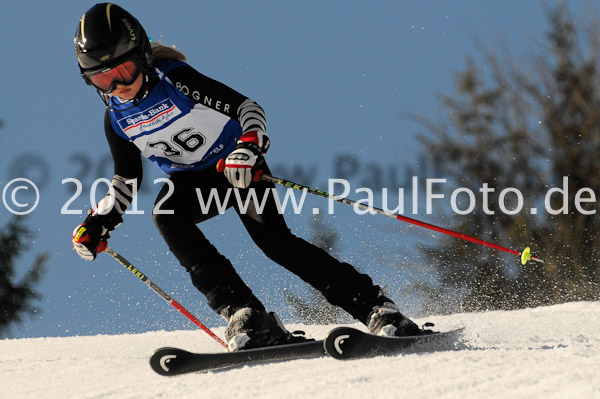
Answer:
[{"left": 101, "top": 58, "right": 389, "bottom": 323}]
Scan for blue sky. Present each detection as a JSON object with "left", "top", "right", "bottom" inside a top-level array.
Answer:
[{"left": 1, "top": 0, "right": 590, "bottom": 338}]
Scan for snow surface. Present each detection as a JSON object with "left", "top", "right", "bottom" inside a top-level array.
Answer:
[{"left": 1, "top": 301, "right": 599, "bottom": 399}]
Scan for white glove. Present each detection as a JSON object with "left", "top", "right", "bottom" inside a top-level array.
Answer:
[
  {"left": 72, "top": 209, "right": 121, "bottom": 261},
  {"left": 72, "top": 222, "right": 108, "bottom": 261},
  {"left": 222, "top": 147, "right": 263, "bottom": 189}
]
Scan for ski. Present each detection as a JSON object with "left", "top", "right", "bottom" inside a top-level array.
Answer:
[
  {"left": 150, "top": 326, "right": 464, "bottom": 375},
  {"left": 150, "top": 339, "right": 325, "bottom": 376},
  {"left": 324, "top": 326, "right": 464, "bottom": 360}
]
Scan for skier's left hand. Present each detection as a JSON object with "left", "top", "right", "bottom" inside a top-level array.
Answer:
[
  {"left": 219, "top": 131, "right": 270, "bottom": 189},
  {"left": 222, "top": 145, "right": 264, "bottom": 189}
]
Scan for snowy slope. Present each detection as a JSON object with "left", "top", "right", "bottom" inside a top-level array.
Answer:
[{"left": 1, "top": 301, "right": 599, "bottom": 399}]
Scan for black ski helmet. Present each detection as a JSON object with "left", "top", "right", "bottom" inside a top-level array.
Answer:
[{"left": 74, "top": 3, "right": 152, "bottom": 85}]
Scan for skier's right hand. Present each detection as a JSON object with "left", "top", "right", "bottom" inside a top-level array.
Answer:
[
  {"left": 72, "top": 222, "right": 107, "bottom": 261},
  {"left": 72, "top": 209, "right": 120, "bottom": 261}
]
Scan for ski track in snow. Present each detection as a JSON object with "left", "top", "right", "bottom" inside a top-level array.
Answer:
[{"left": 1, "top": 301, "right": 599, "bottom": 399}]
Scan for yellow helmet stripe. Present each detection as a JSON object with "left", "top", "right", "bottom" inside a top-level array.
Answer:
[
  {"left": 80, "top": 4, "right": 112, "bottom": 42},
  {"left": 106, "top": 3, "right": 113, "bottom": 31},
  {"left": 80, "top": 13, "right": 86, "bottom": 42}
]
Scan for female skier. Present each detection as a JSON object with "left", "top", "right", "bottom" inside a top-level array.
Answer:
[{"left": 72, "top": 3, "right": 423, "bottom": 350}]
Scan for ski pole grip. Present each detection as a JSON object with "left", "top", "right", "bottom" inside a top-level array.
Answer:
[
  {"left": 216, "top": 158, "right": 225, "bottom": 173},
  {"left": 253, "top": 169, "right": 264, "bottom": 182}
]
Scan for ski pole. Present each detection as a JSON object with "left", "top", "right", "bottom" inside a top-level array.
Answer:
[
  {"left": 260, "top": 174, "right": 545, "bottom": 265},
  {"left": 104, "top": 247, "right": 228, "bottom": 349}
]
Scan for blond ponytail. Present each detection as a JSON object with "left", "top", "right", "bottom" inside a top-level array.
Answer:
[{"left": 151, "top": 42, "right": 187, "bottom": 62}]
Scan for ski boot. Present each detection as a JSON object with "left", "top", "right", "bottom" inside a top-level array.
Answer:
[
  {"left": 224, "top": 307, "right": 308, "bottom": 351},
  {"left": 367, "top": 302, "right": 424, "bottom": 337}
]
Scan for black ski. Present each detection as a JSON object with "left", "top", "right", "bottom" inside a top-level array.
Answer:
[
  {"left": 150, "top": 327, "right": 464, "bottom": 375},
  {"left": 324, "top": 326, "right": 464, "bottom": 360},
  {"left": 150, "top": 339, "right": 325, "bottom": 376}
]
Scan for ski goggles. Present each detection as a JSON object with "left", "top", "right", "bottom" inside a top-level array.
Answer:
[{"left": 82, "top": 59, "right": 141, "bottom": 93}]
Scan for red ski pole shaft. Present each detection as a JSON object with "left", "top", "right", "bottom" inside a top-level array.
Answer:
[
  {"left": 104, "top": 247, "right": 228, "bottom": 349},
  {"left": 261, "top": 174, "right": 544, "bottom": 264}
]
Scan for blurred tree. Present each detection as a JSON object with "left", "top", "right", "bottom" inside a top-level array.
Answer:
[
  {"left": 0, "top": 216, "right": 47, "bottom": 337},
  {"left": 413, "top": 1, "right": 600, "bottom": 314}
]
